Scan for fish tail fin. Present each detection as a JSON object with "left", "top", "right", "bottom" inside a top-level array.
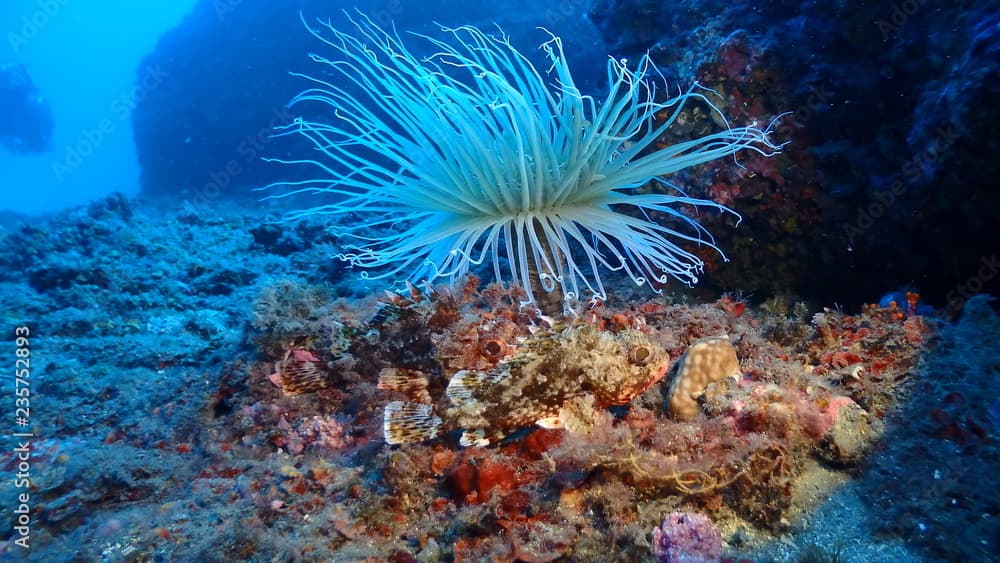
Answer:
[{"left": 383, "top": 401, "right": 442, "bottom": 445}]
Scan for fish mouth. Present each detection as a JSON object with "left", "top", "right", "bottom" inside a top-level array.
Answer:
[
  {"left": 654, "top": 360, "right": 671, "bottom": 381},
  {"left": 630, "top": 360, "right": 672, "bottom": 398}
]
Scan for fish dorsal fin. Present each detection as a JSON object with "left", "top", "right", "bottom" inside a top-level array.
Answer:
[
  {"left": 383, "top": 401, "right": 442, "bottom": 445},
  {"left": 377, "top": 368, "right": 432, "bottom": 403},
  {"left": 446, "top": 369, "right": 499, "bottom": 407},
  {"left": 459, "top": 428, "right": 490, "bottom": 447},
  {"left": 535, "top": 416, "right": 564, "bottom": 429}
]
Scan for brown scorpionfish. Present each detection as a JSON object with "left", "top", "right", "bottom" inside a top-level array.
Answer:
[{"left": 382, "top": 324, "right": 670, "bottom": 446}]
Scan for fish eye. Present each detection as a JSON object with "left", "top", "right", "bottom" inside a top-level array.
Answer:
[
  {"left": 628, "top": 345, "right": 651, "bottom": 365},
  {"left": 480, "top": 339, "right": 507, "bottom": 361}
]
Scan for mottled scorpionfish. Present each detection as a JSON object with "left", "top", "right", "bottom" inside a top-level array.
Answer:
[{"left": 381, "top": 324, "right": 670, "bottom": 447}]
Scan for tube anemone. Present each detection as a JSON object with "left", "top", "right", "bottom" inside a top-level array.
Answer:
[{"left": 266, "top": 13, "right": 784, "bottom": 306}]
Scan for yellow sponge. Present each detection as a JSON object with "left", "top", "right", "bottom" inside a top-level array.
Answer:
[{"left": 667, "top": 337, "right": 741, "bottom": 420}]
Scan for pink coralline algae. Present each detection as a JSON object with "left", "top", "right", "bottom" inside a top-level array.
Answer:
[
  {"left": 652, "top": 512, "right": 723, "bottom": 563},
  {"left": 284, "top": 415, "right": 353, "bottom": 454}
]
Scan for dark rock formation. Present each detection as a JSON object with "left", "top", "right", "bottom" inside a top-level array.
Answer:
[{"left": 590, "top": 0, "right": 1000, "bottom": 308}]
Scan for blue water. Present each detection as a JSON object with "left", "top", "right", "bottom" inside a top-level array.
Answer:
[{"left": 0, "top": 0, "right": 195, "bottom": 216}]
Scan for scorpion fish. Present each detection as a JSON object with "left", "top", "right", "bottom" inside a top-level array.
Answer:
[{"left": 382, "top": 324, "right": 670, "bottom": 447}]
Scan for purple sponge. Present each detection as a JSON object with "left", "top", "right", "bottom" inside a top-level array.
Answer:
[{"left": 652, "top": 511, "right": 723, "bottom": 563}]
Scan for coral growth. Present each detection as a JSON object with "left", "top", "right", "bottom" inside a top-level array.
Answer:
[
  {"left": 0, "top": 166, "right": 968, "bottom": 563},
  {"left": 228, "top": 274, "right": 931, "bottom": 561},
  {"left": 1, "top": 190, "right": 935, "bottom": 560}
]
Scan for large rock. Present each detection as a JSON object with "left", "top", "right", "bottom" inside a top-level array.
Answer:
[{"left": 588, "top": 0, "right": 1000, "bottom": 308}]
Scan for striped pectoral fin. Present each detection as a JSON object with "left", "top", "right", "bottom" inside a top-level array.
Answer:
[
  {"left": 383, "top": 401, "right": 442, "bottom": 445},
  {"left": 271, "top": 360, "right": 329, "bottom": 396},
  {"left": 446, "top": 369, "right": 504, "bottom": 407}
]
